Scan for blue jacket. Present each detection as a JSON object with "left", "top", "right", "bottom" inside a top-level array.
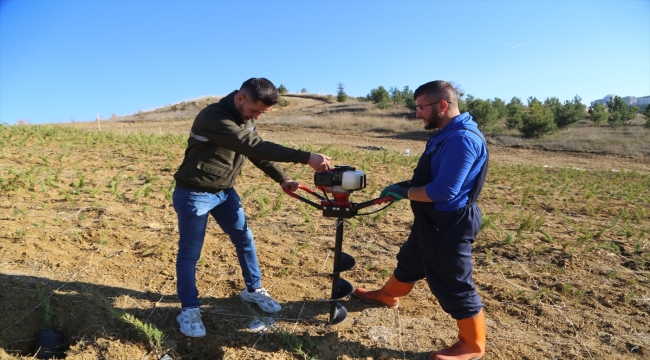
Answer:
[{"left": 423, "top": 112, "right": 488, "bottom": 211}]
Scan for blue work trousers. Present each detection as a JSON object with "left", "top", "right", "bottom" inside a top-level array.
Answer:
[{"left": 173, "top": 187, "right": 261, "bottom": 308}]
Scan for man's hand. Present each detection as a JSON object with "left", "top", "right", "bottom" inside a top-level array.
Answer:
[
  {"left": 380, "top": 184, "right": 410, "bottom": 201},
  {"left": 307, "top": 153, "right": 331, "bottom": 172},
  {"left": 280, "top": 179, "right": 299, "bottom": 192},
  {"left": 379, "top": 181, "right": 410, "bottom": 197}
]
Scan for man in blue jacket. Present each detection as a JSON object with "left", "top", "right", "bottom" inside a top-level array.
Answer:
[
  {"left": 353, "top": 80, "right": 488, "bottom": 360},
  {"left": 173, "top": 78, "right": 331, "bottom": 337}
]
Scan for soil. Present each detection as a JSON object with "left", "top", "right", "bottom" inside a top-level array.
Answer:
[{"left": 1, "top": 102, "right": 649, "bottom": 360}]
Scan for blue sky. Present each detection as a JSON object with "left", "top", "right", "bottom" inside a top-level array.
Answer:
[{"left": 1, "top": 0, "right": 649, "bottom": 124}]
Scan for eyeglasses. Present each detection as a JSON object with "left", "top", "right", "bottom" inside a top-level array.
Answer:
[{"left": 415, "top": 100, "right": 448, "bottom": 112}]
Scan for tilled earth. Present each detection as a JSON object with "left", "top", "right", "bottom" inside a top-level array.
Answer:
[{"left": 1, "top": 116, "right": 649, "bottom": 360}]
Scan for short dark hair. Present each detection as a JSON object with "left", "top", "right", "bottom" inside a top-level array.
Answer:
[
  {"left": 240, "top": 78, "right": 279, "bottom": 106},
  {"left": 413, "top": 80, "right": 458, "bottom": 104}
]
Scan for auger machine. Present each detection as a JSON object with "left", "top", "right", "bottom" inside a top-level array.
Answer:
[{"left": 283, "top": 165, "right": 394, "bottom": 325}]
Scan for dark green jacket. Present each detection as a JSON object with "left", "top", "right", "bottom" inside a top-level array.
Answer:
[{"left": 174, "top": 91, "right": 311, "bottom": 192}]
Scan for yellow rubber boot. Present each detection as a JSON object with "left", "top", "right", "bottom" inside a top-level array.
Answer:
[
  {"left": 352, "top": 275, "right": 414, "bottom": 309},
  {"left": 430, "top": 309, "right": 486, "bottom": 360}
]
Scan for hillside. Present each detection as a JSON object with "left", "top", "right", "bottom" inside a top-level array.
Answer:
[{"left": 97, "top": 93, "right": 650, "bottom": 159}]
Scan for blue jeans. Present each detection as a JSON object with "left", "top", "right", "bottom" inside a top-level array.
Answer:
[{"left": 173, "top": 187, "right": 261, "bottom": 308}]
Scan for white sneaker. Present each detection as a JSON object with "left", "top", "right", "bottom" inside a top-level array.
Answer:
[
  {"left": 176, "top": 307, "right": 206, "bottom": 337},
  {"left": 240, "top": 288, "right": 282, "bottom": 313}
]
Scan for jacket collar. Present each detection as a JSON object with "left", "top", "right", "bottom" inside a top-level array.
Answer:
[
  {"left": 440, "top": 112, "right": 472, "bottom": 134},
  {"left": 426, "top": 112, "right": 474, "bottom": 149},
  {"left": 220, "top": 90, "right": 244, "bottom": 124}
]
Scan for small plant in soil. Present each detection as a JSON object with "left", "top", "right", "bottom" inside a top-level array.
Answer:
[
  {"left": 35, "top": 283, "right": 64, "bottom": 359},
  {"left": 85, "top": 287, "right": 167, "bottom": 356}
]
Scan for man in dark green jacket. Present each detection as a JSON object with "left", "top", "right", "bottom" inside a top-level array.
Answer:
[{"left": 173, "top": 78, "right": 331, "bottom": 337}]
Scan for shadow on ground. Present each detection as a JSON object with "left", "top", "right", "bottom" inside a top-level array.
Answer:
[{"left": 1, "top": 274, "right": 428, "bottom": 359}]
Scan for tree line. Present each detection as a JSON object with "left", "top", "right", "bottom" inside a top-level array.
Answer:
[
  {"left": 360, "top": 84, "right": 650, "bottom": 138},
  {"left": 465, "top": 95, "right": 647, "bottom": 138},
  {"left": 277, "top": 82, "right": 650, "bottom": 137}
]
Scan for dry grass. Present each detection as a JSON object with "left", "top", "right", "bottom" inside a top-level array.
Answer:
[
  {"left": 264, "top": 113, "right": 423, "bottom": 134},
  {"left": 490, "top": 117, "right": 650, "bottom": 157},
  {"left": 95, "top": 96, "right": 650, "bottom": 157}
]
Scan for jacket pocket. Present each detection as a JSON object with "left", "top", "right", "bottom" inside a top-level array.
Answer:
[
  {"left": 197, "top": 161, "right": 230, "bottom": 176},
  {"left": 187, "top": 161, "right": 233, "bottom": 189}
]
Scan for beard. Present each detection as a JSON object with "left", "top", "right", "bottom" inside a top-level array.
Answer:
[{"left": 424, "top": 111, "right": 443, "bottom": 130}]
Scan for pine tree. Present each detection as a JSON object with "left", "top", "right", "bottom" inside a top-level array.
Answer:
[
  {"left": 336, "top": 83, "right": 348, "bottom": 103},
  {"left": 606, "top": 96, "right": 638, "bottom": 128},
  {"left": 588, "top": 102, "right": 608, "bottom": 127},
  {"left": 520, "top": 97, "right": 557, "bottom": 138},
  {"left": 506, "top": 97, "right": 524, "bottom": 130},
  {"left": 466, "top": 96, "right": 498, "bottom": 130},
  {"left": 367, "top": 86, "right": 391, "bottom": 109}
]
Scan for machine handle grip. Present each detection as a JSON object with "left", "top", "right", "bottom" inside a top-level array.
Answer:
[
  {"left": 282, "top": 184, "right": 324, "bottom": 209},
  {"left": 354, "top": 195, "right": 395, "bottom": 210}
]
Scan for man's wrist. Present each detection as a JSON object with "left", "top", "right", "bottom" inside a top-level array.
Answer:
[
  {"left": 398, "top": 187, "right": 410, "bottom": 199},
  {"left": 396, "top": 180, "right": 411, "bottom": 188}
]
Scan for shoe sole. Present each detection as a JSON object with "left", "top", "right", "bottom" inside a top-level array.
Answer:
[{"left": 430, "top": 352, "right": 482, "bottom": 360}]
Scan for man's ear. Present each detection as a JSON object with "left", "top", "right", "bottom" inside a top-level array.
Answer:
[{"left": 440, "top": 99, "right": 450, "bottom": 112}]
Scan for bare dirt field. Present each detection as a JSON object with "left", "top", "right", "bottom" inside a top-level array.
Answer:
[{"left": 1, "top": 100, "right": 649, "bottom": 360}]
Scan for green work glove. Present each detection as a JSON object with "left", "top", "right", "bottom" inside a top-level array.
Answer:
[
  {"left": 394, "top": 180, "right": 411, "bottom": 188},
  {"left": 380, "top": 184, "right": 410, "bottom": 200},
  {"left": 380, "top": 181, "right": 410, "bottom": 198}
]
